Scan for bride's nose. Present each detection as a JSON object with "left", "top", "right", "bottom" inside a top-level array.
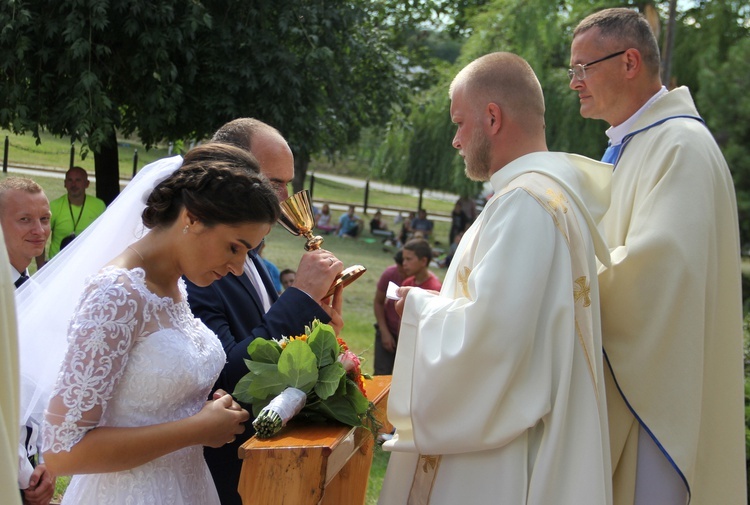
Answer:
[{"left": 227, "top": 257, "right": 243, "bottom": 276}]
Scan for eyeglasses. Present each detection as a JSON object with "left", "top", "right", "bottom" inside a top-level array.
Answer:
[{"left": 567, "top": 50, "right": 626, "bottom": 81}]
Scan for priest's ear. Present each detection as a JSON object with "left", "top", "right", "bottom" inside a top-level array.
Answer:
[{"left": 486, "top": 103, "right": 502, "bottom": 134}]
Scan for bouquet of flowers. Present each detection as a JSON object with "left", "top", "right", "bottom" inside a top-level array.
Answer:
[{"left": 233, "top": 319, "right": 380, "bottom": 439}]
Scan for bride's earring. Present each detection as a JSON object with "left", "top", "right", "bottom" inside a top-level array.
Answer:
[{"left": 183, "top": 225, "right": 189, "bottom": 234}]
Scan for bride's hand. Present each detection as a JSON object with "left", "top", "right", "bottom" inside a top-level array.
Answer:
[
  {"left": 212, "top": 389, "right": 243, "bottom": 411},
  {"left": 196, "top": 393, "right": 249, "bottom": 448}
]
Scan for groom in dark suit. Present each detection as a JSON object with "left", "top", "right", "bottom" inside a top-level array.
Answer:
[{"left": 186, "top": 118, "right": 344, "bottom": 505}]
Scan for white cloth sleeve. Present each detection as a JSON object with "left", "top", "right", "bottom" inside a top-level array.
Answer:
[
  {"left": 42, "top": 271, "right": 148, "bottom": 454},
  {"left": 17, "top": 425, "right": 32, "bottom": 489}
]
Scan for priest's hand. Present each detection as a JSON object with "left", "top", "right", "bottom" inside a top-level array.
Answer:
[{"left": 394, "top": 286, "right": 414, "bottom": 316}]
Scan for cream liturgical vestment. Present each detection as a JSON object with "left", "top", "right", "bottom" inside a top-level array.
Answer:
[
  {"left": 0, "top": 231, "right": 22, "bottom": 505},
  {"left": 599, "top": 87, "right": 746, "bottom": 505},
  {"left": 379, "top": 152, "right": 613, "bottom": 505}
]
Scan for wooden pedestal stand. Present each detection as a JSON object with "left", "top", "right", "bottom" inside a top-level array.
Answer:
[{"left": 238, "top": 375, "right": 392, "bottom": 505}]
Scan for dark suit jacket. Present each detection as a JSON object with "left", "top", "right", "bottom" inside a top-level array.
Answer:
[{"left": 185, "top": 253, "right": 330, "bottom": 505}]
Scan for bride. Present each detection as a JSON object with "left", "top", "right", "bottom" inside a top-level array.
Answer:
[{"left": 20, "top": 142, "right": 280, "bottom": 504}]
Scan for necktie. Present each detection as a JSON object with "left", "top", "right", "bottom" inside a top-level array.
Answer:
[
  {"left": 15, "top": 272, "right": 29, "bottom": 289},
  {"left": 601, "top": 142, "right": 623, "bottom": 165}
]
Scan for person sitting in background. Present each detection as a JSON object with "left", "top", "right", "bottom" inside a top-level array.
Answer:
[
  {"left": 336, "top": 205, "right": 362, "bottom": 238},
  {"left": 456, "top": 195, "right": 478, "bottom": 225},
  {"left": 312, "top": 204, "right": 321, "bottom": 223},
  {"left": 370, "top": 210, "right": 396, "bottom": 242},
  {"left": 0, "top": 177, "right": 56, "bottom": 505},
  {"left": 37, "top": 166, "right": 106, "bottom": 268},
  {"left": 449, "top": 200, "right": 470, "bottom": 245},
  {"left": 397, "top": 211, "right": 415, "bottom": 247},
  {"left": 410, "top": 209, "right": 434, "bottom": 241},
  {"left": 440, "top": 231, "right": 464, "bottom": 268},
  {"left": 279, "top": 269, "right": 296, "bottom": 291},
  {"left": 315, "top": 204, "right": 337, "bottom": 234}
]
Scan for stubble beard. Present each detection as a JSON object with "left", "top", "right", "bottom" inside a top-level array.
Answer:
[{"left": 464, "top": 128, "right": 492, "bottom": 182}]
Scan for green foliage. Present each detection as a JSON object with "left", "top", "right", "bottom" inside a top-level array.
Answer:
[
  {"left": 368, "top": 0, "right": 750, "bottom": 211},
  {"left": 372, "top": 0, "right": 613, "bottom": 196},
  {"left": 0, "top": 0, "right": 208, "bottom": 146},
  {"left": 305, "top": 391, "right": 364, "bottom": 427},
  {"left": 308, "top": 323, "right": 339, "bottom": 367},
  {"left": 696, "top": 37, "right": 750, "bottom": 249},
  {"left": 277, "top": 340, "right": 318, "bottom": 392},
  {"left": 190, "top": 0, "right": 411, "bottom": 178},
  {"left": 246, "top": 338, "right": 282, "bottom": 364},
  {"left": 0, "top": 0, "right": 411, "bottom": 198},
  {"left": 315, "top": 363, "right": 346, "bottom": 400},
  {"left": 233, "top": 320, "right": 379, "bottom": 435},
  {"left": 246, "top": 370, "right": 288, "bottom": 401}
]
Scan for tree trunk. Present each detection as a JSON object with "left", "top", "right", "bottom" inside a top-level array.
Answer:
[
  {"left": 93, "top": 126, "right": 121, "bottom": 205},
  {"left": 661, "top": 0, "right": 678, "bottom": 87},
  {"left": 292, "top": 149, "right": 310, "bottom": 195}
]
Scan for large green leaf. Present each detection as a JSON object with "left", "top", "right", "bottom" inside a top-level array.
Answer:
[
  {"left": 232, "top": 373, "right": 256, "bottom": 404},
  {"left": 247, "top": 361, "right": 280, "bottom": 376},
  {"left": 247, "top": 338, "right": 282, "bottom": 364},
  {"left": 248, "top": 369, "right": 288, "bottom": 400},
  {"left": 277, "top": 340, "right": 318, "bottom": 392},
  {"left": 315, "top": 394, "right": 364, "bottom": 427},
  {"left": 315, "top": 362, "right": 346, "bottom": 400},
  {"left": 346, "top": 380, "right": 371, "bottom": 415},
  {"left": 307, "top": 323, "right": 339, "bottom": 367}
]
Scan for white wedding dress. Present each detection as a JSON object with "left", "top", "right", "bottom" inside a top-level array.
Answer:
[{"left": 43, "top": 266, "right": 225, "bottom": 505}]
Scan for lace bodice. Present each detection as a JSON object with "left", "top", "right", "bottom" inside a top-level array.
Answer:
[{"left": 43, "top": 266, "right": 226, "bottom": 454}]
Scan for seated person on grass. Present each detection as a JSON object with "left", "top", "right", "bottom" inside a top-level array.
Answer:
[
  {"left": 315, "top": 203, "right": 337, "bottom": 234},
  {"left": 410, "top": 209, "right": 434, "bottom": 241},
  {"left": 336, "top": 205, "right": 363, "bottom": 238},
  {"left": 370, "top": 210, "right": 396, "bottom": 241}
]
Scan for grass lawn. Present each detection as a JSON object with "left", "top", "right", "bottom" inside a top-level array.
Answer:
[
  {"left": 1, "top": 128, "right": 172, "bottom": 175},
  {"left": 3, "top": 149, "right": 450, "bottom": 505},
  {"left": 309, "top": 175, "right": 456, "bottom": 216}
]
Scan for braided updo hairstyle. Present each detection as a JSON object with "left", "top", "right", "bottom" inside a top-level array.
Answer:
[{"left": 142, "top": 143, "right": 281, "bottom": 230}]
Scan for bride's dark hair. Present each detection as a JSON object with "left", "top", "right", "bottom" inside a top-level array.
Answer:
[{"left": 142, "top": 143, "right": 281, "bottom": 229}]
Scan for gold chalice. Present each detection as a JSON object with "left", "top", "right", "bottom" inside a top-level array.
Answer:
[{"left": 278, "top": 190, "right": 366, "bottom": 298}]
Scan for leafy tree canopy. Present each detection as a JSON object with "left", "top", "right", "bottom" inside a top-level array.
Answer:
[{"left": 0, "top": 0, "right": 417, "bottom": 199}]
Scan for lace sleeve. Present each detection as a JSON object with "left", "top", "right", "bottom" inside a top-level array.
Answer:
[{"left": 42, "top": 269, "right": 149, "bottom": 453}]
